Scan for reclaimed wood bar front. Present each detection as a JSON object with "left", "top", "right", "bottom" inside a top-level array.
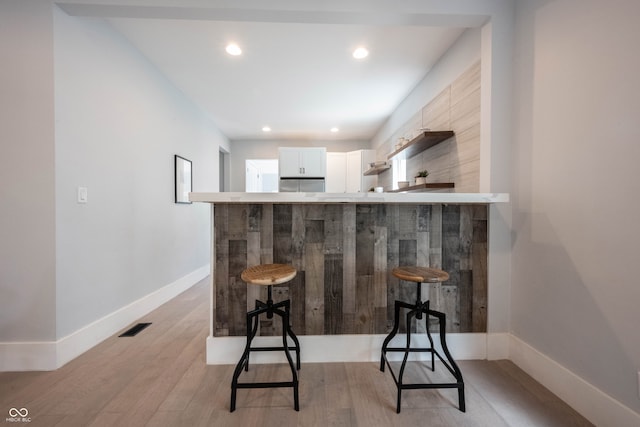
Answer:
[{"left": 190, "top": 192, "right": 508, "bottom": 364}]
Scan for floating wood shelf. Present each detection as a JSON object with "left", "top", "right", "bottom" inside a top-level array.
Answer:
[
  {"left": 387, "top": 131, "right": 455, "bottom": 160},
  {"left": 363, "top": 164, "right": 391, "bottom": 176},
  {"left": 387, "top": 182, "right": 455, "bottom": 193}
]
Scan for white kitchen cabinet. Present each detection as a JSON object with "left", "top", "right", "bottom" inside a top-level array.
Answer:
[
  {"left": 326, "top": 152, "right": 347, "bottom": 192},
  {"left": 346, "top": 149, "right": 375, "bottom": 192},
  {"left": 278, "top": 147, "right": 326, "bottom": 177}
]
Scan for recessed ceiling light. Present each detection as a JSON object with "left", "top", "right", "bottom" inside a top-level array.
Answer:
[
  {"left": 225, "top": 43, "right": 242, "bottom": 56},
  {"left": 352, "top": 47, "right": 369, "bottom": 59},
  {"left": 330, "top": 127, "right": 339, "bottom": 133},
  {"left": 262, "top": 126, "right": 271, "bottom": 132}
]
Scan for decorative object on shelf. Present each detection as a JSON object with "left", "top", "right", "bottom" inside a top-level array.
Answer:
[
  {"left": 375, "top": 187, "right": 384, "bottom": 193},
  {"left": 174, "top": 155, "right": 192, "bottom": 204},
  {"left": 415, "top": 170, "right": 429, "bottom": 185},
  {"left": 397, "top": 181, "right": 410, "bottom": 189},
  {"left": 368, "top": 187, "right": 375, "bottom": 192},
  {"left": 387, "top": 130, "right": 455, "bottom": 160}
]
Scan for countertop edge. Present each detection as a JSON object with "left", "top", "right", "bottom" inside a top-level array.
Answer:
[{"left": 189, "top": 192, "right": 510, "bottom": 204}]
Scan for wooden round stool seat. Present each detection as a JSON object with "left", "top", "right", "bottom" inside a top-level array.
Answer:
[
  {"left": 241, "top": 263, "right": 297, "bottom": 286},
  {"left": 392, "top": 266, "right": 449, "bottom": 283}
]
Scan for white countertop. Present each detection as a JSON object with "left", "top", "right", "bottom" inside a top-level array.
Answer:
[{"left": 189, "top": 192, "right": 509, "bottom": 204}]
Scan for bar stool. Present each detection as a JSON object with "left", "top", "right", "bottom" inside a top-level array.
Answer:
[
  {"left": 230, "top": 263, "right": 301, "bottom": 412},
  {"left": 380, "top": 266, "right": 465, "bottom": 413}
]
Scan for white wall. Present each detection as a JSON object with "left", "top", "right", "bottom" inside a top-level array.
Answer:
[
  {"left": 229, "top": 139, "right": 370, "bottom": 191},
  {"left": 0, "top": 0, "right": 57, "bottom": 342},
  {"left": 1, "top": 0, "right": 228, "bottom": 370},
  {"left": 512, "top": 0, "right": 640, "bottom": 414},
  {"left": 53, "top": 8, "right": 226, "bottom": 338}
]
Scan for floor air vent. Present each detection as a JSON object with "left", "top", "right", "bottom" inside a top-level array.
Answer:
[{"left": 119, "top": 322, "right": 151, "bottom": 337}]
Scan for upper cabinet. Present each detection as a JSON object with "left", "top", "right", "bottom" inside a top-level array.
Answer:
[
  {"left": 325, "top": 150, "right": 375, "bottom": 193},
  {"left": 387, "top": 131, "right": 454, "bottom": 160},
  {"left": 326, "top": 152, "right": 347, "bottom": 192},
  {"left": 278, "top": 147, "right": 326, "bottom": 178}
]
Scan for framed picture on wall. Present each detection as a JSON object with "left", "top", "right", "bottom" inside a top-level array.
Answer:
[{"left": 174, "top": 155, "right": 192, "bottom": 204}]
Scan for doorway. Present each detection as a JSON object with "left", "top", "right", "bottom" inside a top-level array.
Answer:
[{"left": 245, "top": 159, "right": 278, "bottom": 192}]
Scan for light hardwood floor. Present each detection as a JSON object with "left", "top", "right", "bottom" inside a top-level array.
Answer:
[{"left": 0, "top": 278, "right": 593, "bottom": 426}]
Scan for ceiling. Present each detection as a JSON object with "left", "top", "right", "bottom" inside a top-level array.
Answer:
[{"left": 62, "top": 4, "right": 469, "bottom": 142}]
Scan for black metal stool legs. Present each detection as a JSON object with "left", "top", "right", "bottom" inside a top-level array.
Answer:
[
  {"left": 380, "top": 282, "right": 465, "bottom": 413},
  {"left": 230, "top": 289, "right": 300, "bottom": 412},
  {"left": 429, "top": 308, "right": 465, "bottom": 412}
]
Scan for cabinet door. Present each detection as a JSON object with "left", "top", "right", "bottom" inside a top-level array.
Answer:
[
  {"left": 326, "top": 152, "right": 347, "bottom": 192},
  {"left": 345, "top": 150, "right": 363, "bottom": 192},
  {"left": 278, "top": 147, "right": 303, "bottom": 177},
  {"left": 346, "top": 150, "right": 376, "bottom": 192},
  {"left": 299, "top": 147, "right": 326, "bottom": 177}
]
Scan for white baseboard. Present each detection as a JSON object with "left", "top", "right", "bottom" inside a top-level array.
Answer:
[
  {"left": 0, "top": 265, "right": 209, "bottom": 372},
  {"left": 206, "top": 332, "right": 487, "bottom": 365},
  {"left": 0, "top": 342, "right": 58, "bottom": 371},
  {"left": 487, "top": 332, "right": 509, "bottom": 360},
  {"left": 509, "top": 335, "right": 640, "bottom": 427}
]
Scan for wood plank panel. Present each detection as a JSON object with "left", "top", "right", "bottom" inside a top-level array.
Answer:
[
  {"left": 459, "top": 206, "right": 473, "bottom": 270},
  {"left": 324, "top": 254, "right": 343, "bottom": 334},
  {"left": 246, "top": 231, "right": 261, "bottom": 312},
  {"left": 273, "top": 204, "right": 292, "bottom": 264},
  {"left": 429, "top": 204, "right": 443, "bottom": 267},
  {"left": 355, "top": 274, "right": 374, "bottom": 334},
  {"left": 289, "top": 270, "right": 306, "bottom": 335},
  {"left": 260, "top": 204, "right": 273, "bottom": 265},
  {"left": 354, "top": 205, "right": 375, "bottom": 333},
  {"left": 214, "top": 203, "right": 488, "bottom": 336},
  {"left": 227, "top": 205, "right": 248, "bottom": 240},
  {"left": 458, "top": 269, "right": 473, "bottom": 332},
  {"left": 398, "top": 238, "right": 417, "bottom": 333},
  {"left": 342, "top": 205, "right": 356, "bottom": 314},
  {"left": 397, "top": 204, "right": 417, "bottom": 240},
  {"left": 248, "top": 204, "right": 261, "bottom": 232},
  {"left": 304, "top": 242, "right": 325, "bottom": 335},
  {"left": 228, "top": 239, "right": 247, "bottom": 336},
  {"left": 386, "top": 204, "right": 400, "bottom": 331},
  {"left": 442, "top": 204, "right": 461, "bottom": 288},
  {"left": 214, "top": 205, "right": 229, "bottom": 336},
  {"left": 291, "top": 204, "right": 305, "bottom": 272},
  {"left": 355, "top": 205, "right": 374, "bottom": 276},
  {"left": 323, "top": 204, "right": 343, "bottom": 255},
  {"left": 373, "top": 224, "right": 388, "bottom": 320},
  {"left": 441, "top": 285, "right": 460, "bottom": 333},
  {"left": 472, "top": 205, "right": 488, "bottom": 332}
]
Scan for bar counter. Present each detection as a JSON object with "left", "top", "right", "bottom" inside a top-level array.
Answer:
[{"left": 190, "top": 192, "right": 509, "bottom": 364}]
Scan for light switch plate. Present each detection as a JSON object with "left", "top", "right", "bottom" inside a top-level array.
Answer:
[{"left": 77, "top": 187, "right": 88, "bottom": 203}]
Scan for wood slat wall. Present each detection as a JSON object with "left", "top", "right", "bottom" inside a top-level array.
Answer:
[
  {"left": 377, "top": 61, "right": 481, "bottom": 192},
  {"left": 213, "top": 203, "right": 488, "bottom": 337}
]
